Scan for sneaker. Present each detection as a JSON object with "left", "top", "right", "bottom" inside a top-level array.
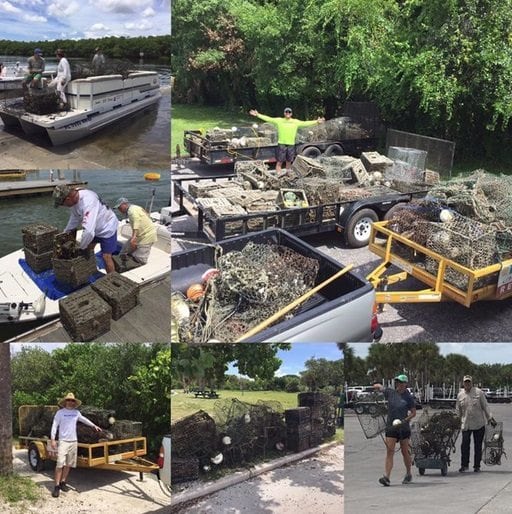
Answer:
[
  {"left": 379, "top": 476, "right": 390, "bottom": 486},
  {"left": 474, "top": 467, "right": 481, "bottom": 473},
  {"left": 402, "top": 474, "right": 412, "bottom": 484},
  {"left": 59, "top": 482, "right": 69, "bottom": 492},
  {"left": 52, "top": 486, "right": 60, "bottom": 498},
  {"left": 459, "top": 466, "right": 469, "bottom": 473}
]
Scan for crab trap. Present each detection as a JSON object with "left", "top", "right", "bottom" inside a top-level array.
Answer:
[
  {"left": 353, "top": 393, "right": 387, "bottom": 439},
  {"left": 410, "top": 409, "right": 461, "bottom": 476},
  {"left": 484, "top": 422, "right": 506, "bottom": 466}
]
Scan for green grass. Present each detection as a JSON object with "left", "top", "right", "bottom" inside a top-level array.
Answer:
[
  {"left": 171, "top": 389, "right": 301, "bottom": 421},
  {"left": 0, "top": 474, "right": 40, "bottom": 504},
  {"left": 171, "top": 103, "right": 253, "bottom": 157}
]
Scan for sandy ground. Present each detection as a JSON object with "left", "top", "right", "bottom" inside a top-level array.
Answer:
[
  {"left": 0, "top": 447, "right": 170, "bottom": 514},
  {"left": 172, "top": 444, "right": 344, "bottom": 514}
]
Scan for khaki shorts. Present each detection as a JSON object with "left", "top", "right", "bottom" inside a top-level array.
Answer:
[
  {"left": 120, "top": 240, "right": 153, "bottom": 264},
  {"left": 56, "top": 440, "right": 78, "bottom": 468}
]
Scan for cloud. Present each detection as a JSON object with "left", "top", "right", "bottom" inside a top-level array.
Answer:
[
  {"left": 98, "top": 0, "right": 151, "bottom": 14},
  {"left": 47, "top": 0, "right": 80, "bottom": 17},
  {"left": 1, "top": 1, "right": 21, "bottom": 13},
  {"left": 90, "top": 23, "right": 110, "bottom": 31},
  {"left": 142, "top": 6, "right": 154, "bottom": 17},
  {"left": 23, "top": 13, "right": 46, "bottom": 22},
  {"left": 125, "top": 20, "right": 152, "bottom": 31}
]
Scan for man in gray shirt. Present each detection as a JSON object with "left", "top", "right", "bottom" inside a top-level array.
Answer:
[{"left": 457, "top": 375, "right": 496, "bottom": 472}]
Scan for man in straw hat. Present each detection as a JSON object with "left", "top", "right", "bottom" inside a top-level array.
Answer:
[
  {"left": 50, "top": 392, "right": 101, "bottom": 497},
  {"left": 373, "top": 373, "right": 417, "bottom": 486},
  {"left": 457, "top": 375, "right": 497, "bottom": 473},
  {"left": 53, "top": 185, "right": 119, "bottom": 273}
]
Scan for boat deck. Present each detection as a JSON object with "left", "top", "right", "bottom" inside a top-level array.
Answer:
[
  {"left": 0, "top": 179, "right": 87, "bottom": 199},
  {"left": 7, "top": 274, "right": 170, "bottom": 343}
]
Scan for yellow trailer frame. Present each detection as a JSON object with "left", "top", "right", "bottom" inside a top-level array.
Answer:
[{"left": 367, "top": 221, "right": 512, "bottom": 307}]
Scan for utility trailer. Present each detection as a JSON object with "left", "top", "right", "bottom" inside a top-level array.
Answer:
[{"left": 172, "top": 173, "right": 428, "bottom": 247}]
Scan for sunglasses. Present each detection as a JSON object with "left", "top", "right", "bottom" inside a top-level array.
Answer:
[{"left": 284, "top": 110, "right": 292, "bottom": 114}]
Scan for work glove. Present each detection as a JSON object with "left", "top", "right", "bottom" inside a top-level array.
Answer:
[{"left": 489, "top": 418, "right": 497, "bottom": 428}]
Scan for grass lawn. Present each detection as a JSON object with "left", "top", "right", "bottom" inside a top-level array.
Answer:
[
  {"left": 171, "top": 389, "right": 302, "bottom": 421},
  {"left": 171, "top": 103, "right": 253, "bottom": 156},
  {"left": 0, "top": 474, "right": 40, "bottom": 505}
]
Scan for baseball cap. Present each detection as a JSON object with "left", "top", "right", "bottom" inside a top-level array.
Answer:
[
  {"left": 34, "top": 48, "right": 42, "bottom": 55},
  {"left": 284, "top": 107, "right": 292, "bottom": 113},
  {"left": 463, "top": 375, "right": 472, "bottom": 382},
  {"left": 394, "top": 374, "right": 408, "bottom": 383},
  {"left": 114, "top": 197, "right": 129, "bottom": 208},
  {"left": 52, "top": 184, "right": 72, "bottom": 208}
]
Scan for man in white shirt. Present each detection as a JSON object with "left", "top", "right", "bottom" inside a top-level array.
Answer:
[
  {"left": 456, "top": 375, "right": 496, "bottom": 472},
  {"left": 53, "top": 185, "right": 119, "bottom": 273},
  {"left": 50, "top": 392, "right": 101, "bottom": 497},
  {"left": 48, "top": 48, "right": 71, "bottom": 108}
]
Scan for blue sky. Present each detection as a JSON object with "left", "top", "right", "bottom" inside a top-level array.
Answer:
[
  {"left": 0, "top": 0, "right": 170, "bottom": 41},
  {"left": 229, "top": 343, "right": 342, "bottom": 377},
  {"left": 349, "top": 343, "right": 512, "bottom": 365}
]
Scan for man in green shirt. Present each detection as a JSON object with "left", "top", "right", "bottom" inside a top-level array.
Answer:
[
  {"left": 114, "top": 197, "right": 157, "bottom": 264},
  {"left": 250, "top": 107, "right": 324, "bottom": 172}
]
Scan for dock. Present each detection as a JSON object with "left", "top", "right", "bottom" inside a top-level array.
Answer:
[
  {"left": 7, "top": 274, "right": 170, "bottom": 343},
  {"left": 0, "top": 178, "right": 88, "bottom": 199}
]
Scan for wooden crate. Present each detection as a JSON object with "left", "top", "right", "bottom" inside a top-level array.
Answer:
[
  {"left": 91, "top": 272, "right": 139, "bottom": 320},
  {"left": 59, "top": 287, "right": 112, "bottom": 341}
]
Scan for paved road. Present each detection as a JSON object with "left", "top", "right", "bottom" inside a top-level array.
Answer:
[
  {"left": 344, "top": 404, "right": 512, "bottom": 514},
  {"left": 172, "top": 444, "right": 343, "bottom": 514}
]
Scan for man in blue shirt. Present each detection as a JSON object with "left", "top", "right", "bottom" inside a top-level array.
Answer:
[{"left": 373, "top": 374, "right": 417, "bottom": 486}]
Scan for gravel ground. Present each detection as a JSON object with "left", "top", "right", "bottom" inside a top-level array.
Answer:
[
  {"left": 0, "top": 447, "right": 170, "bottom": 514},
  {"left": 172, "top": 444, "right": 343, "bottom": 514}
]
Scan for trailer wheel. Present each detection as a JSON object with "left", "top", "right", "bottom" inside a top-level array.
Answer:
[
  {"left": 28, "top": 443, "right": 44, "bottom": 472},
  {"left": 300, "top": 146, "right": 321, "bottom": 159},
  {"left": 323, "top": 144, "right": 344, "bottom": 157},
  {"left": 368, "top": 404, "right": 377, "bottom": 415},
  {"left": 383, "top": 202, "right": 409, "bottom": 221},
  {"left": 354, "top": 404, "right": 365, "bottom": 415},
  {"left": 345, "top": 208, "right": 379, "bottom": 247},
  {"left": 419, "top": 468, "right": 425, "bottom": 476}
]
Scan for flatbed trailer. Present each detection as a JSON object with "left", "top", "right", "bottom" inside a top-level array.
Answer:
[
  {"left": 172, "top": 173, "right": 428, "bottom": 246},
  {"left": 367, "top": 221, "right": 512, "bottom": 306},
  {"left": 184, "top": 129, "right": 378, "bottom": 166}
]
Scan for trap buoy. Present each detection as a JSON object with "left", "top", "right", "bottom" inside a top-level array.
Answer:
[{"left": 144, "top": 172, "right": 161, "bottom": 181}]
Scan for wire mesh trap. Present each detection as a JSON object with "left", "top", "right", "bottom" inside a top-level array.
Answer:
[
  {"left": 484, "top": 422, "right": 506, "bottom": 466},
  {"left": 353, "top": 393, "right": 387, "bottom": 439}
]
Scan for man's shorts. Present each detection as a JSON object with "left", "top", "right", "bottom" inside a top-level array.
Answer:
[
  {"left": 385, "top": 424, "right": 411, "bottom": 441},
  {"left": 277, "top": 144, "right": 296, "bottom": 163},
  {"left": 120, "top": 240, "right": 152, "bottom": 264},
  {"left": 56, "top": 440, "right": 78, "bottom": 468},
  {"left": 93, "top": 232, "right": 118, "bottom": 254}
]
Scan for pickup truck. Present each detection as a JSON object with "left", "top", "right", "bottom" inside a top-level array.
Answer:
[
  {"left": 171, "top": 228, "right": 381, "bottom": 342},
  {"left": 172, "top": 173, "right": 428, "bottom": 247},
  {"left": 158, "top": 434, "right": 170, "bottom": 488}
]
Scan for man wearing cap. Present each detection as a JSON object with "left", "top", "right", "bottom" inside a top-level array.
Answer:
[
  {"left": 373, "top": 374, "right": 416, "bottom": 486},
  {"left": 48, "top": 49, "right": 71, "bottom": 108},
  {"left": 249, "top": 108, "right": 325, "bottom": 172},
  {"left": 53, "top": 185, "right": 119, "bottom": 273},
  {"left": 457, "top": 375, "right": 496, "bottom": 473},
  {"left": 114, "top": 198, "right": 157, "bottom": 265},
  {"left": 92, "top": 47, "right": 106, "bottom": 75},
  {"left": 50, "top": 393, "right": 101, "bottom": 497},
  {"left": 23, "top": 48, "right": 45, "bottom": 89}
]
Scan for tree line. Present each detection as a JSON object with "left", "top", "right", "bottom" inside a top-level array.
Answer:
[
  {"left": 0, "top": 35, "right": 171, "bottom": 63},
  {"left": 344, "top": 343, "right": 512, "bottom": 391},
  {"left": 10, "top": 343, "right": 170, "bottom": 455},
  {"left": 172, "top": 0, "right": 512, "bottom": 159}
]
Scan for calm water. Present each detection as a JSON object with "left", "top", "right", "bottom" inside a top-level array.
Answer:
[
  {"left": 0, "top": 56, "right": 170, "bottom": 169},
  {"left": 0, "top": 169, "right": 171, "bottom": 257}
]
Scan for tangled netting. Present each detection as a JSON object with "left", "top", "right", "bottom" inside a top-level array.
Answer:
[
  {"left": 298, "top": 392, "right": 338, "bottom": 440},
  {"left": 484, "top": 422, "right": 507, "bottom": 466},
  {"left": 410, "top": 410, "right": 460, "bottom": 460},
  {"left": 181, "top": 242, "right": 319, "bottom": 343},
  {"left": 353, "top": 392, "right": 388, "bottom": 439},
  {"left": 70, "top": 59, "right": 140, "bottom": 80},
  {"left": 171, "top": 410, "right": 218, "bottom": 461},
  {"left": 296, "top": 116, "right": 372, "bottom": 144}
]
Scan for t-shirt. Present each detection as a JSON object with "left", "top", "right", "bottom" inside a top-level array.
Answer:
[
  {"left": 457, "top": 387, "right": 492, "bottom": 431},
  {"left": 64, "top": 189, "right": 119, "bottom": 249},
  {"left": 27, "top": 55, "right": 45, "bottom": 74},
  {"left": 255, "top": 113, "right": 318, "bottom": 145},
  {"left": 384, "top": 387, "right": 415, "bottom": 427},
  {"left": 50, "top": 408, "right": 95, "bottom": 441},
  {"left": 127, "top": 204, "right": 157, "bottom": 245},
  {"left": 57, "top": 57, "right": 71, "bottom": 82}
]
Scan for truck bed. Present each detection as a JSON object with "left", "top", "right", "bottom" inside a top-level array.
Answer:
[{"left": 171, "top": 228, "right": 376, "bottom": 342}]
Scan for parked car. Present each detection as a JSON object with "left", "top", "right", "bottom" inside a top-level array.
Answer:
[{"left": 158, "top": 434, "right": 170, "bottom": 488}]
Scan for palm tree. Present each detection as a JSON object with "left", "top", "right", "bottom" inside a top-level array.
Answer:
[{"left": 0, "top": 343, "right": 13, "bottom": 474}]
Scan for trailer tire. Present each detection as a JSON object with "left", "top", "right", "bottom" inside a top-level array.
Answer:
[
  {"left": 300, "top": 146, "right": 322, "bottom": 159},
  {"left": 368, "top": 404, "right": 378, "bottom": 415},
  {"left": 383, "top": 202, "right": 409, "bottom": 221},
  {"left": 354, "top": 404, "right": 365, "bottom": 415},
  {"left": 28, "top": 443, "right": 44, "bottom": 472},
  {"left": 345, "top": 208, "right": 379, "bottom": 248},
  {"left": 419, "top": 468, "right": 425, "bottom": 476},
  {"left": 324, "top": 144, "right": 344, "bottom": 157}
]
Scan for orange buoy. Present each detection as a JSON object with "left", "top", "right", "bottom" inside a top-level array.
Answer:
[
  {"left": 186, "top": 283, "right": 204, "bottom": 302},
  {"left": 144, "top": 172, "right": 161, "bottom": 181}
]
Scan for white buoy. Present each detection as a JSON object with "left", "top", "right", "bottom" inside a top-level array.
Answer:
[
  {"left": 440, "top": 209, "right": 454, "bottom": 222},
  {"left": 392, "top": 419, "right": 402, "bottom": 427}
]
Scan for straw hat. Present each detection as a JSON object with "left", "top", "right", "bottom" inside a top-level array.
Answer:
[{"left": 58, "top": 392, "right": 82, "bottom": 407}]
